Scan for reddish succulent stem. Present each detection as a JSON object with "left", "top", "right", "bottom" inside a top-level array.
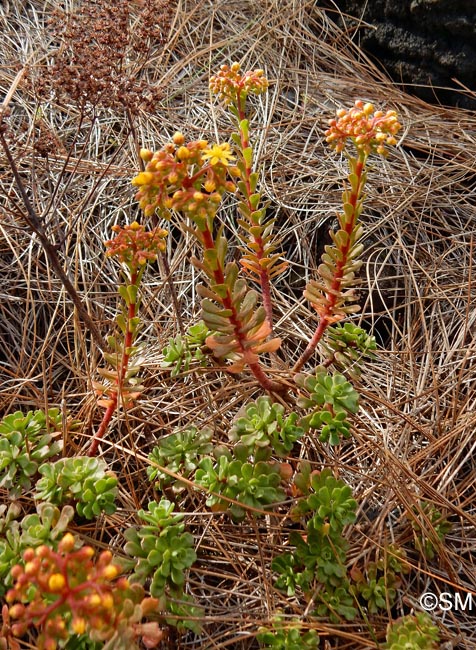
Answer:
[
  {"left": 236, "top": 94, "right": 274, "bottom": 330},
  {"left": 293, "top": 156, "right": 365, "bottom": 373},
  {"left": 89, "top": 272, "right": 138, "bottom": 456},
  {"left": 201, "top": 227, "right": 284, "bottom": 394}
]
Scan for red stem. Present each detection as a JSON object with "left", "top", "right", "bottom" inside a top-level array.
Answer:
[
  {"left": 293, "top": 157, "right": 365, "bottom": 373},
  {"left": 89, "top": 273, "right": 138, "bottom": 456},
  {"left": 31, "top": 554, "right": 113, "bottom": 630},
  {"left": 201, "top": 228, "right": 284, "bottom": 393},
  {"left": 236, "top": 94, "right": 274, "bottom": 330}
]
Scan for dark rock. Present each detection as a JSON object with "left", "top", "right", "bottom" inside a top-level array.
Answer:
[{"left": 321, "top": 0, "right": 476, "bottom": 109}]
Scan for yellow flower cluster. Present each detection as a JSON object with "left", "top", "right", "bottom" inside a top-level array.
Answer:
[
  {"left": 132, "top": 133, "right": 236, "bottom": 220},
  {"left": 6, "top": 534, "right": 131, "bottom": 647},
  {"left": 209, "top": 62, "right": 269, "bottom": 105},
  {"left": 325, "top": 100, "right": 401, "bottom": 156}
]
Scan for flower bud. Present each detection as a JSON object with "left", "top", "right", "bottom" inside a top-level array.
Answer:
[
  {"left": 172, "top": 132, "right": 185, "bottom": 145},
  {"left": 102, "top": 564, "right": 119, "bottom": 580},
  {"left": 131, "top": 171, "right": 154, "bottom": 186},
  {"left": 72, "top": 617, "right": 87, "bottom": 635},
  {"left": 88, "top": 594, "right": 102, "bottom": 607},
  {"left": 36, "top": 545, "right": 49, "bottom": 558},
  {"left": 24, "top": 560, "right": 38, "bottom": 576},
  {"left": 140, "top": 148, "right": 153, "bottom": 162},
  {"left": 11, "top": 622, "right": 28, "bottom": 637},
  {"left": 176, "top": 146, "right": 190, "bottom": 160},
  {"left": 10, "top": 565, "right": 23, "bottom": 581},
  {"left": 116, "top": 577, "right": 130, "bottom": 590},
  {"left": 48, "top": 573, "right": 66, "bottom": 592},
  {"left": 98, "top": 550, "right": 113, "bottom": 565},
  {"left": 101, "top": 593, "right": 114, "bottom": 610},
  {"left": 8, "top": 603, "right": 26, "bottom": 619}
]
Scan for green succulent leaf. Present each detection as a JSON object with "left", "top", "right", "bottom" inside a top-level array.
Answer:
[
  {"left": 161, "top": 321, "right": 211, "bottom": 376},
  {"left": 229, "top": 396, "right": 304, "bottom": 457},
  {"left": 384, "top": 613, "right": 440, "bottom": 650},
  {"left": 147, "top": 425, "right": 213, "bottom": 491},
  {"left": 257, "top": 615, "right": 319, "bottom": 649},
  {"left": 124, "top": 499, "right": 196, "bottom": 598},
  {"left": 321, "top": 322, "right": 376, "bottom": 377},
  {"left": 0, "top": 408, "right": 63, "bottom": 496},
  {"left": 195, "top": 454, "right": 285, "bottom": 522},
  {"left": 35, "top": 457, "right": 117, "bottom": 520}
]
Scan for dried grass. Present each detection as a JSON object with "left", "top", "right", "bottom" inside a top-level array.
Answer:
[{"left": 1, "top": 0, "right": 475, "bottom": 648}]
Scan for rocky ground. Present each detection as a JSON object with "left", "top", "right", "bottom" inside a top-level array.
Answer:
[{"left": 322, "top": 0, "right": 476, "bottom": 109}]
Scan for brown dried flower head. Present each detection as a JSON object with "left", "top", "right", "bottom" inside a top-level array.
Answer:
[{"left": 31, "top": 0, "right": 175, "bottom": 114}]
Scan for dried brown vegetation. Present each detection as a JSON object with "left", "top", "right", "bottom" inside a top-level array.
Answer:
[{"left": 0, "top": 0, "right": 475, "bottom": 648}]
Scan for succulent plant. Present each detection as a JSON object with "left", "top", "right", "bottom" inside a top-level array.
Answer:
[
  {"left": 19, "top": 502, "right": 76, "bottom": 549},
  {"left": 35, "top": 457, "right": 118, "bottom": 519},
  {"left": 257, "top": 615, "right": 319, "bottom": 649},
  {"left": 0, "top": 504, "right": 22, "bottom": 598},
  {"left": 164, "top": 593, "right": 203, "bottom": 634},
  {"left": 314, "top": 583, "right": 357, "bottom": 623},
  {"left": 306, "top": 409, "right": 351, "bottom": 445},
  {"left": 384, "top": 613, "right": 440, "bottom": 650},
  {"left": 411, "top": 501, "right": 452, "bottom": 560},
  {"left": 123, "top": 499, "right": 197, "bottom": 597},
  {"left": 161, "top": 321, "right": 211, "bottom": 376},
  {"left": 292, "top": 469, "right": 358, "bottom": 533},
  {"left": 356, "top": 572, "right": 396, "bottom": 614},
  {"left": 350, "top": 546, "right": 409, "bottom": 615},
  {"left": 229, "top": 396, "right": 304, "bottom": 458},
  {"left": 195, "top": 454, "right": 285, "bottom": 521},
  {"left": 0, "top": 409, "right": 63, "bottom": 496},
  {"left": 273, "top": 469, "right": 358, "bottom": 620},
  {"left": 147, "top": 425, "right": 213, "bottom": 490},
  {"left": 321, "top": 321, "right": 376, "bottom": 377},
  {"left": 0, "top": 502, "right": 75, "bottom": 597},
  {"left": 289, "top": 530, "right": 347, "bottom": 589},
  {"left": 271, "top": 552, "right": 313, "bottom": 597},
  {"left": 296, "top": 368, "right": 359, "bottom": 445}
]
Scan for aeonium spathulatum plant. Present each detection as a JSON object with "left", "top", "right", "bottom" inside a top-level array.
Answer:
[
  {"left": 294, "top": 100, "right": 401, "bottom": 371},
  {"left": 132, "top": 66, "right": 285, "bottom": 394},
  {"left": 131, "top": 64, "right": 401, "bottom": 392},
  {"left": 89, "top": 222, "right": 168, "bottom": 455}
]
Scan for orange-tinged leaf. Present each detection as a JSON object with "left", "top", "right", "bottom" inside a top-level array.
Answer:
[{"left": 251, "top": 336, "right": 282, "bottom": 354}]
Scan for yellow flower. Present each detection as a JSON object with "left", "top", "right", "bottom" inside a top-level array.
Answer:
[
  {"left": 72, "top": 617, "right": 87, "bottom": 635},
  {"left": 201, "top": 143, "right": 235, "bottom": 167},
  {"left": 48, "top": 573, "right": 66, "bottom": 592}
]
